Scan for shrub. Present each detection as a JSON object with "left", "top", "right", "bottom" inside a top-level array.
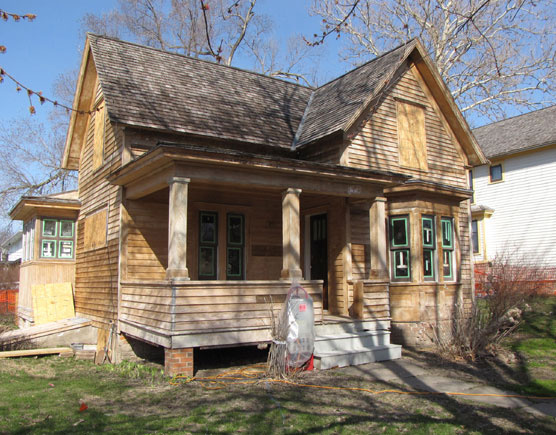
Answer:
[{"left": 435, "top": 250, "right": 548, "bottom": 360}]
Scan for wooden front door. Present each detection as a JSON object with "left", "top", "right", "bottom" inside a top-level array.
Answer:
[{"left": 310, "top": 214, "right": 328, "bottom": 310}]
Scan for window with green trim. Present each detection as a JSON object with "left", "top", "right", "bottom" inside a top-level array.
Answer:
[
  {"left": 199, "top": 212, "right": 218, "bottom": 280},
  {"left": 422, "top": 216, "right": 435, "bottom": 280},
  {"left": 40, "top": 218, "right": 75, "bottom": 259},
  {"left": 390, "top": 216, "right": 410, "bottom": 280},
  {"left": 441, "top": 217, "right": 454, "bottom": 280},
  {"left": 226, "top": 214, "right": 244, "bottom": 280}
]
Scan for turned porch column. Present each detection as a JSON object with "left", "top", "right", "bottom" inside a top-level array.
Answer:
[
  {"left": 369, "top": 197, "right": 389, "bottom": 279},
  {"left": 281, "top": 188, "right": 303, "bottom": 280},
  {"left": 166, "top": 177, "right": 190, "bottom": 280}
]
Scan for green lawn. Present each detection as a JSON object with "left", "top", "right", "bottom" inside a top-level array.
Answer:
[
  {"left": 505, "top": 295, "right": 556, "bottom": 397},
  {"left": 0, "top": 297, "right": 555, "bottom": 433}
]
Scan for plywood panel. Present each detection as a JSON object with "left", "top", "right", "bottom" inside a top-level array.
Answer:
[
  {"left": 397, "top": 100, "right": 428, "bottom": 171},
  {"left": 83, "top": 209, "right": 108, "bottom": 251},
  {"left": 31, "top": 282, "right": 75, "bottom": 325}
]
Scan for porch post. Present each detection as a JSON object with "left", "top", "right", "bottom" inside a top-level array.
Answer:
[
  {"left": 370, "top": 197, "right": 389, "bottom": 279},
  {"left": 166, "top": 177, "right": 190, "bottom": 280},
  {"left": 281, "top": 188, "right": 303, "bottom": 280}
]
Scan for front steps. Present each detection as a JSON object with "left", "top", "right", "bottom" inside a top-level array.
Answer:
[{"left": 313, "top": 319, "right": 401, "bottom": 370}]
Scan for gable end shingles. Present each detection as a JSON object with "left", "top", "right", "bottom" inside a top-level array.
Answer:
[{"left": 88, "top": 34, "right": 313, "bottom": 149}]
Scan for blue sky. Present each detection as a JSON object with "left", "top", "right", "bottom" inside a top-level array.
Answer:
[{"left": 0, "top": 0, "right": 343, "bottom": 125}]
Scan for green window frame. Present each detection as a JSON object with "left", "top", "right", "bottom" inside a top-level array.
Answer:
[
  {"left": 59, "top": 241, "right": 74, "bottom": 259},
  {"left": 390, "top": 216, "right": 410, "bottom": 280},
  {"left": 199, "top": 212, "right": 218, "bottom": 280},
  {"left": 441, "top": 217, "right": 454, "bottom": 280},
  {"left": 226, "top": 214, "right": 244, "bottom": 280},
  {"left": 422, "top": 216, "right": 435, "bottom": 280},
  {"left": 41, "top": 240, "right": 57, "bottom": 258},
  {"left": 60, "top": 220, "right": 75, "bottom": 238},
  {"left": 42, "top": 219, "right": 57, "bottom": 237},
  {"left": 40, "top": 218, "right": 76, "bottom": 259}
]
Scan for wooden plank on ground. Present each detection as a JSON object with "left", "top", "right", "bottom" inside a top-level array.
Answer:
[{"left": 0, "top": 347, "right": 73, "bottom": 358}]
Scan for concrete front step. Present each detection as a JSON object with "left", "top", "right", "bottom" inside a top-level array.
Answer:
[
  {"left": 314, "top": 344, "right": 402, "bottom": 370},
  {"left": 315, "top": 330, "right": 391, "bottom": 353},
  {"left": 315, "top": 319, "right": 391, "bottom": 336}
]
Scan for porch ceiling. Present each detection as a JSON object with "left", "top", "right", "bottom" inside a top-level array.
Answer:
[{"left": 108, "top": 143, "right": 410, "bottom": 200}]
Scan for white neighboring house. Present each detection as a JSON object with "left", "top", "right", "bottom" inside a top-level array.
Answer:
[
  {"left": 1, "top": 231, "right": 22, "bottom": 263},
  {"left": 471, "top": 105, "right": 556, "bottom": 266}
]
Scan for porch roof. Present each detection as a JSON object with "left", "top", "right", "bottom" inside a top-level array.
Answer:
[{"left": 108, "top": 143, "right": 411, "bottom": 200}]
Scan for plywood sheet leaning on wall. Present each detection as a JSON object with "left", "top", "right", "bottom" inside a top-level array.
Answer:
[{"left": 31, "top": 283, "right": 75, "bottom": 325}]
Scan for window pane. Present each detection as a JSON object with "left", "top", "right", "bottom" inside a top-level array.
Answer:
[
  {"left": 443, "top": 250, "right": 453, "bottom": 279},
  {"left": 43, "top": 220, "right": 57, "bottom": 237},
  {"left": 423, "top": 249, "right": 434, "bottom": 278},
  {"left": 199, "top": 246, "right": 216, "bottom": 278},
  {"left": 391, "top": 217, "right": 408, "bottom": 247},
  {"left": 60, "top": 220, "right": 74, "bottom": 238},
  {"left": 200, "top": 213, "right": 217, "bottom": 244},
  {"left": 490, "top": 164, "right": 502, "bottom": 182},
  {"left": 422, "top": 217, "right": 434, "bottom": 248},
  {"left": 227, "top": 247, "right": 243, "bottom": 279},
  {"left": 59, "top": 241, "right": 74, "bottom": 259},
  {"left": 471, "top": 220, "right": 479, "bottom": 254},
  {"left": 394, "top": 250, "right": 410, "bottom": 278},
  {"left": 441, "top": 218, "right": 453, "bottom": 249},
  {"left": 41, "top": 240, "right": 56, "bottom": 258},
  {"left": 227, "top": 214, "right": 243, "bottom": 245}
]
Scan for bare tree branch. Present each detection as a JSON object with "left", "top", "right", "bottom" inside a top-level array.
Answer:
[{"left": 311, "top": 0, "right": 556, "bottom": 123}]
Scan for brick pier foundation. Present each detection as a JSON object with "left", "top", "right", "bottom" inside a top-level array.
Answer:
[{"left": 164, "top": 347, "right": 194, "bottom": 377}]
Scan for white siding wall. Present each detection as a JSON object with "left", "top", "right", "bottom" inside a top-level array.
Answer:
[{"left": 472, "top": 146, "right": 556, "bottom": 266}]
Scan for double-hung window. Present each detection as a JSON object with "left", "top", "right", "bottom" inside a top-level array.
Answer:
[
  {"left": 441, "top": 217, "right": 454, "bottom": 280},
  {"left": 422, "top": 216, "right": 436, "bottom": 281},
  {"left": 199, "top": 211, "right": 245, "bottom": 280},
  {"left": 390, "top": 216, "right": 410, "bottom": 280},
  {"left": 199, "top": 212, "right": 218, "bottom": 280},
  {"left": 226, "top": 214, "right": 244, "bottom": 280}
]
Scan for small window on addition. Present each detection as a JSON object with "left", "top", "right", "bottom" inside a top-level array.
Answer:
[
  {"left": 40, "top": 218, "right": 75, "bottom": 259},
  {"left": 390, "top": 216, "right": 411, "bottom": 280},
  {"left": 489, "top": 164, "right": 503, "bottom": 182}
]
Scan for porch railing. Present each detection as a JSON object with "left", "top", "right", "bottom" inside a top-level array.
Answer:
[{"left": 120, "top": 280, "right": 323, "bottom": 336}]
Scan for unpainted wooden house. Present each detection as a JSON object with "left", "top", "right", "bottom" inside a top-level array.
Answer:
[{"left": 16, "top": 34, "right": 486, "bottom": 374}]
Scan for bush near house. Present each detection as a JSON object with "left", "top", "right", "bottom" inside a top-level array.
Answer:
[{"left": 437, "top": 252, "right": 551, "bottom": 360}]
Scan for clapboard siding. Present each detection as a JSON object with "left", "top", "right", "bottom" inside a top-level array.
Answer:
[
  {"left": 120, "top": 281, "right": 323, "bottom": 336},
  {"left": 348, "top": 64, "right": 467, "bottom": 188},
  {"left": 472, "top": 147, "right": 556, "bottom": 266},
  {"left": 74, "top": 83, "right": 122, "bottom": 326}
]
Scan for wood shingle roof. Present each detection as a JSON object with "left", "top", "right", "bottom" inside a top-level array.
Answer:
[
  {"left": 294, "top": 41, "right": 416, "bottom": 147},
  {"left": 473, "top": 105, "right": 556, "bottom": 159},
  {"left": 88, "top": 34, "right": 416, "bottom": 150},
  {"left": 89, "top": 34, "right": 313, "bottom": 149}
]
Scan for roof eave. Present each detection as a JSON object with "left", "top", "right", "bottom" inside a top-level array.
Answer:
[
  {"left": 62, "top": 37, "right": 96, "bottom": 171},
  {"left": 408, "top": 41, "right": 487, "bottom": 167}
]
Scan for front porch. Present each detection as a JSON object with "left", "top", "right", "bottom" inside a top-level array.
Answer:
[{"left": 109, "top": 145, "right": 406, "bottom": 374}]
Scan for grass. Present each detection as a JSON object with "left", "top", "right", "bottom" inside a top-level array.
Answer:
[
  {"left": 0, "top": 298, "right": 555, "bottom": 433},
  {"left": 504, "top": 295, "right": 556, "bottom": 397}
]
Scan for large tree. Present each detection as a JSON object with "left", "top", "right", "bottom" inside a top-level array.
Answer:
[
  {"left": 311, "top": 0, "right": 556, "bottom": 124},
  {"left": 82, "top": 0, "right": 319, "bottom": 84}
]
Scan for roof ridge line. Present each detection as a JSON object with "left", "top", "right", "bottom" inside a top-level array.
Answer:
[
  {"left": 314, "top": 38, "right": 417, "bottom": 91},
  {"left": 473, "top": 104, "right": 556, "bottom": 131},
  {"left": 87, "top": 33, "right": 314, "bottom": 90}
]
